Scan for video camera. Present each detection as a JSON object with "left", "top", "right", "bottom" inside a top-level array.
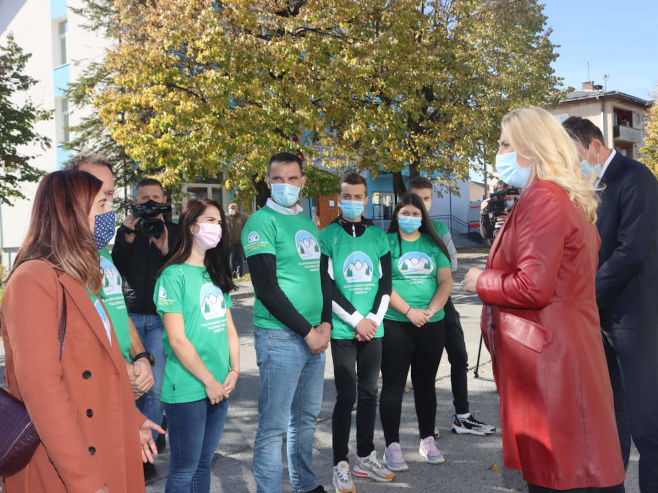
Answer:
[
  {"left": 128, "top": 200, "right": 171, "bottom": 239},
  {"left": 486, "top": 187, "right": 521, "bottom": 217}
]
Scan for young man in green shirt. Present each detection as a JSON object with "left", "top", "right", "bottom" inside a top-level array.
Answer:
[
  {"left": 243, "top": 152, "right": 332, "bottom": 493},
  {"left": 319, "top": 173, "right": 394, "bottom": 492},
  {"left": 408, "top": 177, "right": 494, "bottom": 436}
]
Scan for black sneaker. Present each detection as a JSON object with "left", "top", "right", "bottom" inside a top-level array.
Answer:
[
  {"left": 304, "top": 486, "right": 327, "bottom": 493},
  {"left": 451, "top": 414, "right": 496, "bottom": 435},
  {"left": 143, "top": 462, "right": 157, "bottom": 483}
]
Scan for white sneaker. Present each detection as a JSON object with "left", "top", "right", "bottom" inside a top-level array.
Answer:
[
  {"left": 332, "top": 461, "right": 356, "bottom": 493},
  {"left": 419, "top": 436, "right": 445, "bottom": 464},
  {"left": 353, "top": 450, "right": 395, "bottom": 482},
  {"left": 383, "top": 442, "right": 409, "bottom": 472}
]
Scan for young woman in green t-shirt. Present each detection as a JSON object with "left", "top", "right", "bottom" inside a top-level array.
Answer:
[
  {"left": 154, "top": 199, "right": 239, "bottom": 493},
  {"left": 380, "top": 193, "right": 453, "bottom": 472}
]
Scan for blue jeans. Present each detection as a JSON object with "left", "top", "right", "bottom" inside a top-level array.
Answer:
[
  {"left": 253, "top": 327, "right": 326, "bottom": 493},
  {"left": 131, "top": 313, "right": 166, "bottom": 439},
  {"left": 164, "top": 398, "right": 229, "bottom": 493}
]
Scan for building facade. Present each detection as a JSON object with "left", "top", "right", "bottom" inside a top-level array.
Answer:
[{"left": 548, "top": 81, "right": 652, "bottom": 159}]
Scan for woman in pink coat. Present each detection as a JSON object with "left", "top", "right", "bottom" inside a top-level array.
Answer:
[{"left": 464, "top": 107, "right": 625, "bottom": 492}]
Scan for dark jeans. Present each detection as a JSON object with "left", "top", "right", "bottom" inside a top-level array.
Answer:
[
  {"left": 230, "top": 242, "right": 244, "bottom": 277},
  {"left": 603, "top": 324, "right": 658, "bottom": 493},
  {"left": 443, "top": 297, "right": 469, "bottom": 415},
  {"left": 164, "top": 398, "right": 229, "bottom": 493},
  {"left": 331, "top": 337, "right": 382, "bottom": 465},
  {"left": 380, "top": 319, "right": 445, "bottom": 444},
  {"left": 528, "top": 483, "right": 624, "bottom": 492}
]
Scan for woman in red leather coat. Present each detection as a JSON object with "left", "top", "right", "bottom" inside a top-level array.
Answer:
[{"left": 464, "top": 107, "right": 625, "bottom": 492}]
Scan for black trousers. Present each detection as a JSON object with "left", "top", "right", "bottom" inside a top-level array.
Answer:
[
  {"left": 380, "top": 319, "right": 445, "bottom": 445},
  {"left": 602, "top": 324, "right": 658, "bottom": 492},
  {"left": 230, "top": 242, "right": 244, "bottom": 277},
  {"left": 331, "top": 338, "right": 382, "bottom": 465},
  {"left": 443, "top": 297, "right": 469, "bottom": 415},
  {"left": 528, "top": 483, "right": 624, "bottom": 493}
]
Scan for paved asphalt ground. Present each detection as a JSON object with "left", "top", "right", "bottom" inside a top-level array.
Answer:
[{"left": 0, "top": 252, "right": 640, "bottom": 492}]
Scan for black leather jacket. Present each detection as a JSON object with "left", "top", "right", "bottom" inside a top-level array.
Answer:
[{"left": 111, "top": 221, "right": 178, "bottom": 315}]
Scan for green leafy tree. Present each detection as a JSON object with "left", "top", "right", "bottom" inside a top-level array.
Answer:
[
  {"left": 641, "top": 90, "right": 658, "bottom": 177},
  {"left": 0, "top": 35, "right": 51, "bottom": 205},
  {"left": 100, "top": 0, "right": 562, "bottom": 202}
]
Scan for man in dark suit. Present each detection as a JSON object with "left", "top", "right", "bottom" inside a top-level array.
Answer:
[{"left": 563, "top": 116, "right": 658, "bottom": 492}]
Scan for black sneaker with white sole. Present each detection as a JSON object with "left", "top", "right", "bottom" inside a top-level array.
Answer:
[{"left": 451, "top": 414, "right": 496, "bottom": 435}]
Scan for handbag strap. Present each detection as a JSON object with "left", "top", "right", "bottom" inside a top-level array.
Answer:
[{"left": 57, "top": 285, "right": 67, "bottom": 360}]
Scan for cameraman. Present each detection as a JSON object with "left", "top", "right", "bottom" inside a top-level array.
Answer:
[
  {"left": 480, "top": 180, "right": 519, "bottom": 240},
  {"left": 111, "top": 178, "right": 177, "bottom": 466}
]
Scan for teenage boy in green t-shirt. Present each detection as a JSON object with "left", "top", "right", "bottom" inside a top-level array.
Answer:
[
  {"left": 242, "top": 152, "right": 332, "bottom": 493},
  {"left": 408, "top": 177, "right": 494, "bottom": 436},
  {"left": 319, "top": 173, "right": 394, "bottom": 492}
]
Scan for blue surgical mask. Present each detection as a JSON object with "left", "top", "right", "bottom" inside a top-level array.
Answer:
[
  {"left": 270, "top": 183, "right": 300, "bottom": 207},
  {"left": 495, "top": 152, "right": 532, "bottom": 188},
  {"left": 94, "top": 210, "right": 116, "bottom": 249},
  {"left": 506, "top": 199, "right": 515, "bottom": 209},
  {"left": 580, "top": 161, "right": 601, "bottom": 178},
  {"left": 398, "top": 215, "right": 422, "bottom": 233},
  {"left": 340, "top": 200, "right": 364, "bottom": 220}
]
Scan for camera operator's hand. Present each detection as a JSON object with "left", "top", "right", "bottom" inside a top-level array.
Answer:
[
  {"left": 122, "top": 215, "right": 138, "bottom": 244},
  {"left": 495, "top": 211, "right": 509, "bottom": 227},
  {"left": 150, "top": 224, "right": 169, "bottom": 256},
  {"left": 480, "top": 198, "right": 490, "bottom": 212}
]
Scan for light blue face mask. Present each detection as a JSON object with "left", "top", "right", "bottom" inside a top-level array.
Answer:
[
  {"left": 506, "top": 199, "right": 515, "bottom": 210},
  {"left": 398, "top": 215, "right": 422, "bottom": 233},
  {"left": 580, "top": 161, "right": 602, "bottom": 178},
  {"left": 495, "top": 152, "right": 531, "bottom": 189},
  {"left": 270, "top": 183, "right": 301, "bottom": 207},
  {"left": 340, "top": 200, "right": 365, "bottom": 220}
]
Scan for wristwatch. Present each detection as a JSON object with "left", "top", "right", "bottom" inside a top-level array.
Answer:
[{"left": 132, "top": 351, "right": 155, "bottom": 367}]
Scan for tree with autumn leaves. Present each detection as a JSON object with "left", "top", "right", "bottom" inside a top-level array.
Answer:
[
  {"left": 641, "top": 90, "right": 658, "bottom": 177},
  {"left": 99, "top": 0, "right": 562, "bottom": 202}
]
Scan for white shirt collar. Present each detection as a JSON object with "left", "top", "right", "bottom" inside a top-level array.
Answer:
[
  {"left": 265, "top": 197, "right": 303, "bottom": 216},
  {"left": 595, "top": 149, "right": 616, "bottom": 186}
]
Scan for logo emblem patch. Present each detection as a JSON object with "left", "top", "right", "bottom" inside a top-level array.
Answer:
[
  {"left": 343, "top": 251, "right": 374, "bottom": 283},
  {"left": 398, "top": 252, "right": 434, "bottom": 275},
  {"left": 295, "top": 230, "right": 320, "bottom": 260},
  {"left": 199, "top": 283, "right": 226, "bottom": 321}
]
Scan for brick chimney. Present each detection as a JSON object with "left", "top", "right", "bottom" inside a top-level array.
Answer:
[{"left": 582, "top": 81, "right": 595, "bottom": 90}]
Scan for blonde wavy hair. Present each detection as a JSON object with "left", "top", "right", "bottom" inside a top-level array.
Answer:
[{"left": 501, "top": 106, "right": 599, "bottom": 223}]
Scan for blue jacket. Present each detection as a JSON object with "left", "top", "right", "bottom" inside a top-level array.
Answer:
[{"left": 596, "top": 151, "right": 658, "bottom": 331}]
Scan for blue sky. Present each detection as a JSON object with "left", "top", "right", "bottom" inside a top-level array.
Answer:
[{"left": 543, "top": 0, "right": 658, "bottom": 100}]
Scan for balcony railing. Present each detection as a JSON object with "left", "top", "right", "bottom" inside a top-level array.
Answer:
[{"left": 613, "top": 124, "right": 643, "bottom": 144}]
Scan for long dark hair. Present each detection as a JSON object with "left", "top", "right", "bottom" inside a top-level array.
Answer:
[
  {"left": 388, "top": 193, "right": 450, "bottom": 260},
  {"left": 11, "top": 170, "right": 103, "bottom": 292},
  {"left": 160, "top": 198, "right": 236, "bottom": 293}
]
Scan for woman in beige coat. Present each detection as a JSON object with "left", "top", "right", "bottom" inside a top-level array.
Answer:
[{"left": 1, "top": 170, "right": 164, "bottom": 493}]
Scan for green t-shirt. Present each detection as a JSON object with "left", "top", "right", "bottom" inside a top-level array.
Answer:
[
  {"left": 98, "top": 247, "right": 131, "bottom": 361},
  {"left": 319, "top": 223, "right": 390, "bottom": 340},
  {"left": 432, "top": 220, "right": 449, "bottom": 238},
  {"left": 85, "top": 289, "right": 113, "bottom": 345},
  {"left": 241, "top": 206, "right": 322, "bottom": 329},
  {"left": 385, "top": 233, "right": 451, "bottom": 322},
  {"left": 154, "top": 264, "right": 233, "bottom": 404}
]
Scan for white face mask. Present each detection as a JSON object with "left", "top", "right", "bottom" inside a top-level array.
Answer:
[{"left": 229, "top": 209, "right": 236, "bottom": 216}]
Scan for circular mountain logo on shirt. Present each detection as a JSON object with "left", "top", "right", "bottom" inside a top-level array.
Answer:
[
  {"left": 343, "top": 251, "right": 374, "bottom": 283},
  {"left": 398, "top": 252, "right": 434, "bottom": 275},
  {"left": 295, "top": 230, "right": 320, "bottom": 260},
  {"left": 247, "top": 231, "right": 260, "bottom": 244},
  {"left": 199, "top": 283, "right": 226, "bottom": 321},
  {"left": 99, "top": 256, "right": 123, "bottom": 295},
  {"left": 158, "top": 286, "right": 167, "bottom": 299}
]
